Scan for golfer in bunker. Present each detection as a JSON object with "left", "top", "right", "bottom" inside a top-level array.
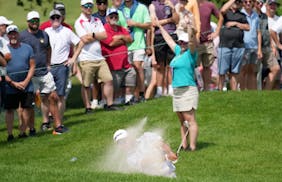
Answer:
[{"left": 113, "top": 129, "right": 178, "bottom": 178}]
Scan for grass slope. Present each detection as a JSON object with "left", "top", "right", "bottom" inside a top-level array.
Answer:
[{"left": 0, "top": 88, "right": 282, "bottom": 181}]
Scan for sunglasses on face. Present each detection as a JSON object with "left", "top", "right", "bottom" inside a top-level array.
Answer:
[
  {"left": 109, "top": 14, "right": 118, "bottom": 19},
  {"left": 28, "top": 18, "right": 40, "bottom": 24},
  {"left": 50, "top": 15, "right": 61, "bottom": 20},
  {"left": 244, "top": 0, "right": 253, "bottom": 4},
  {"left": 82, "top": 3, "right": 94, "bottom": 9},
  {"left": 178, "top": 40, "right": 188, "bottom": 45}
]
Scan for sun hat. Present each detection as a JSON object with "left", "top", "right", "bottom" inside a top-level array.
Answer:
[
  {"left": 0, "top": 16, "right": 13, "bottom": 25},
  {"left": 27, "top": 11, "right": 40, "bottom": 21},
  {"left": 81, "top": 0, "right": 94, "bottom": 5},
  {"left": 6, "top": 25, "right": 19, "bottom": 34},
  {"left": 106, "top": 8, "right": 118, "bottom": 16},
  {"left": 113, "top": 129, "right": 128, "bottom": 142}
]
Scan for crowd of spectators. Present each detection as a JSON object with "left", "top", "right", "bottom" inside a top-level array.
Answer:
[{"left": 1, "top": 0, "right": 282, "bottom": 141}]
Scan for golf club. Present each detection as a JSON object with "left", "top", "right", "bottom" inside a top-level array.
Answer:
[{"left": 176, "top": 120, "right": 189, "bottom": 156}]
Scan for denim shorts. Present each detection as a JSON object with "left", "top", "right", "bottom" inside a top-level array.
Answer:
[
  {"left": 218, "top": 47, "right": 245, "bottom": 75},
  {"left": 50, "top": 64, "right": 69, "bottom": 96}
]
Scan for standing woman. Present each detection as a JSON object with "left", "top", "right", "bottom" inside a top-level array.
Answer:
[{"left": 156, "top": 18, "right": 198, "bottom": 151}]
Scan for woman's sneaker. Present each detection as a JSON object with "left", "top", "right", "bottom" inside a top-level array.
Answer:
[{"left": 53, "top": 125, "right": 68, "bottom": 135}]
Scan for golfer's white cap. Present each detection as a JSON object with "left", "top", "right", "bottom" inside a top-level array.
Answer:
[
  {"left": 178, "top": 33, "right": 189, "bottom": 42},
  {"left": 6, "top": 25, "right": 19, "bottom": 34},
  {"left": 113, "top": 129, "right": 128, "bottom": 142},
  {"left": 27, "top": 11, "right": 40, "bottom": 21}
]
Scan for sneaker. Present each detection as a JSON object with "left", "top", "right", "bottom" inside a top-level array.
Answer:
[
  {"left": 7, "top": 134, "right": 14, "bottom": 142},
  {"left": 18, "top": 132, "right": 28, "bottom": 138},
  {"left": 53, "top": 125, "right": 68, "bottom": 135},
  {"left": 29, "top": 128, "right": 36, "bottom": 136},
  {"left": 85, "top": 108, "right": 93, "bottom": 114},
  {"left": 91, "top": 100, "right": 99, "bottom": 109},
  {"left": 104, "top": 105, "right": 124, "bottom": 111},
  {"left": 41, "top": 122, "right": 52, "bottom": 132}
]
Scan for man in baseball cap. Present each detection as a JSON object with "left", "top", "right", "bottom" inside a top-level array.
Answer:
[{"left": 0, "top": 16, "right": 13, "bottom": 41}]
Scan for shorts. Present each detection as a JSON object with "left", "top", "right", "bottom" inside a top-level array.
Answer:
[
  {"left": 4, "top": 92, "right": 34, "bottom": 109},
  {"left": 78, "top": 60, "right": 113, "bottom": 87},
  {"left": 261, "top": 49, "right": 279, "bottom": 69},
  {"left": 50, "top": 64, "right": 69, "bottom": 96},
  {"left": 173, "top": 86, "right": 198, "bottom": 112},
  {"left": 112, "top": 67, "right": 136, "bottom": 91},
  {"left": 32, "top": 72, "right": 56, "bottom": 94},
  {"left": 218, "top": 47, "right": 245, "bottom": 75},
  {"left": 128, "top": 49, "right": 145, "bottom": 64},
  {"left": 197, "top": 42, "right": 215, "bottom": 67},
  {"left": 154, "top": 34, "right": 178, "bottom": 65},
  {"left": 242, "top": 48, "right": 258, "bottom": 65}
]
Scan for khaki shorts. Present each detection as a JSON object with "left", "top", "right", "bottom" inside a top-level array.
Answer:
[
  {"left": 197, "top": 42, "right": 215, "bottom": 67},
  {"left": 78, "top": 60, "right": 113, "bottom": 87},
  {"left": 128, "top": 49, "right": 145, "bottom": 64},
  {"left": 261, "top": 49, "right": 279, "bottom": 69},
  {"left": 173, "top": 86, "right": 199, "bottom": 112}
]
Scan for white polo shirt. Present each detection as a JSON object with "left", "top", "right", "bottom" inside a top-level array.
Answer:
[
  {"left": 0, "top": 36, "right": 10, "bottom": 55},
  {"left": 271, "top": 16, "right": 282, "bottom": 34},
  {"left": 74, "top": 13, "right": 105, "bottom": 62},
  {"left": 45, "top": 25, "right": 80, "bottom": 65}
]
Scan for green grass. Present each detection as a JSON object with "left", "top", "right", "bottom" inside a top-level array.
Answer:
[{"left": 0, "top": 81, "right": 282, "bottom": 181}]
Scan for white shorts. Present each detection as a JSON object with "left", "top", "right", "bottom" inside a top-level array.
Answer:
[
  {"left": 32, "top": 72, "right": 56, "bottom": 94},
  {"left": 128, "top": 49, "right": 145, "bottom": 64}
]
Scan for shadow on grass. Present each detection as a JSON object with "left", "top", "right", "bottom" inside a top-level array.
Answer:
[{"left": 196, "top": 141, "right": 216, "bottom": 151}]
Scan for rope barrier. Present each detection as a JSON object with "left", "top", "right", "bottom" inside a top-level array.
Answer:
[{"left": 1, "top": 41, "right": 169, "bottom": 76}]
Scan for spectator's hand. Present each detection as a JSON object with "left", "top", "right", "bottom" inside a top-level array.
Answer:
[
  {"left": 71, "top": 64, "right": 77, "bottom": 76},
  {"left": 12, "top": 81, "right": 25, "bottom": 90},
  {"left": 225, "top": 21, "right": 237, "bottom": 28},
  {"left": 145, "top": 47, "right": 152, "bottom": 56},
  {"left": 208, "top": 32, "right": 218, "bottom": 40},
  {"left": 278, "top": 43, "right": 282, "bottom": 51},
  {"left": 65, "top": 58, "right": 76, "bottom": 67},
  {"left": 126, "top": 19, "right": 136, "bottom": 27},
  {"left": 257, "top": 50, "right": 263, "bottom": 60}
]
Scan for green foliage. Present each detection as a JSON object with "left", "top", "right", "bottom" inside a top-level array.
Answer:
[{"left": 0, "top": 86, "right": 282, "bottom": 181}]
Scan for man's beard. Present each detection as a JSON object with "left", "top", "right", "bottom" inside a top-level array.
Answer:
[{"left": 28, "top": 24, "right": 38, "bottom": 32}]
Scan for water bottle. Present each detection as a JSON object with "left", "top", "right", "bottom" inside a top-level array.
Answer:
[
  {"left": 164, "top": 5, "right": 171, "bottom": 18},
  {"left": 194, "top": 68, "right": 204, "bottom": 91}
]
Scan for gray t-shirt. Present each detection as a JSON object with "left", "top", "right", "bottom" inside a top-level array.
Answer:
[{"left": 20, "top": 29, "right": 50, "bottom": 77}]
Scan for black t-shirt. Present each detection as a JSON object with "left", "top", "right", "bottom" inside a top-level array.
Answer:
[
  {"left": 20, "top": 30, "right": 50, "bottom": 77},
  {"left": 219, "top": 10, "right": 248, "bottom": 48}
]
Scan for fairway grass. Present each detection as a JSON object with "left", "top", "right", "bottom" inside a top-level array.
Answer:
[{"left": 0, "top": 90, "right": 281, "bottom": 181}]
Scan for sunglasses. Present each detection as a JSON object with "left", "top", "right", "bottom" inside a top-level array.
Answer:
[
  {"left": 178, "top": 40, "right": 188, "bottom": 45},
  {"left": 82, "top": 3, "right": 94, "bottom": 9},
  {"left": 28, "top": 18, "right": 40, "bottom": 24},
  {"left": 97, "top": 2, "right": 107, "bottom": 5},
  {"left": 109, "top": 14, "right": 118, "bottom": 19},
  {"left": 50, "top": 15, "right": 61, "bottom": 20},
  {"left": 244, "top": 0, "right": 253, "bottom": 4}
]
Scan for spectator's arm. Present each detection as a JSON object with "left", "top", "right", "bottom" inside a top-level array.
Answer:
[
  {"left": 80, "top": 31, "right": 107, "bottom": 44},
  {"left": 22, "top": 58, "right": 35, "bottom": 87},
  {"left": 109, "top": 34, "right": 133, "bottom": 47},
  {"left": 220, "top": 0, "right": 236, "bottom": 14},
  {"left": 257, "top": 30, "right": 262, "bottom": 59},
  {"left": 0, "top": 54, "right": 6, "bottom": 67},
  {"left": 270, "top": 30, "right": 282, "bottom": 50},
  {"left": 157, "top": 21, "right": 176, "bottom": 52}
]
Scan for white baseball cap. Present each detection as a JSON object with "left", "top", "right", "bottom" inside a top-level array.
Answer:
[
  {"left": 178, "top": 33, "right": 189, "bottom": 42},
  {"left": 6, "top": 25, "right": 19, "bottom": 34},
  {"left": 113, "top": 129, "right": 128, "bottom": 142},
  {"left": 81, "top": 0, "right": 94, "bottom": 5},
  {"left": 106, "top": 8, "right": 118, "bottom": 16},
  {"left": 0, "top": 16, "right": 13, "bottom": 25},
  {"left": 27, "top": 11, "right": 40, "bottom": 21}
]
